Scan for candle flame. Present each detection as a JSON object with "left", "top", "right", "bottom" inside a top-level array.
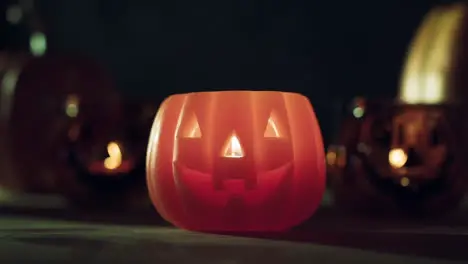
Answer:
[
  {"left": 389, "top": 148, "right": 408, "bottom": 169},
  {"left": 222, "top": 133, "right": 244, "bottom": 158},
  {"left": 104, "top": 141, "right": 122, "bottom": 170}
]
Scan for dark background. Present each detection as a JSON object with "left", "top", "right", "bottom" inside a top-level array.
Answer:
[
  {"left": 0, "top": 0, "right": 457, "bottom": 141},
  {"left": 1, "top": 2, "right": 468, "bottom": 263}
]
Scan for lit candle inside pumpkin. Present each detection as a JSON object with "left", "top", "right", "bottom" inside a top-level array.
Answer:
[
  {"left": 88, "top": 141, "right": 133, "bottom": 175},
  {"left": 222, "top": 133, "right": 244, "bottom": 158}
]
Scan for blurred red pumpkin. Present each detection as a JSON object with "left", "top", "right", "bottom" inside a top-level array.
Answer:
[
  {"left": 0, "top": 54, "right": 141, "bottom": 205},
  {"left": 147, "top": 91, "right": 325, "bottom": 231},
  {"left": 0, "top": 51, "right": 31, "bottom": 189}
]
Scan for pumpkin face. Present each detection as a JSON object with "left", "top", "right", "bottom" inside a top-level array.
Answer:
[
  {"left": 328, "top": 3, "right": 468, "bottom": 214},
  {"left": 387, "top": 109, "right": 447, "bottom": 177},
  {"left": 328, "top": 102, "right": 466, "bottom": 214},
  {"left": 359, "top": 107, "right": 452, "bottom": 185},
  {"left": 147, "top": 91, "right": 325, "bottom": 231}
]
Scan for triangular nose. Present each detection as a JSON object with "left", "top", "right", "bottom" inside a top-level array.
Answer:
[{"left": 221, "top": 132, "right": 244, "bottom": 158}]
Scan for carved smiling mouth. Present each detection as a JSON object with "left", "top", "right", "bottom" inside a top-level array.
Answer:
[{"left": 173, "top": 161, "right": 292, "bottom": 206}]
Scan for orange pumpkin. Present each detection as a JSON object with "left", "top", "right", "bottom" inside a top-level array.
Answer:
[{"left": 147, "top": 91, "right": 325, "bottom": 231}]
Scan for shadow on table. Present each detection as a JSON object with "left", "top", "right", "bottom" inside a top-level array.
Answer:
[
  {"left": 2, "top": 195, "right": 468, "bottom": 262},
  {"left": 214, "top": 207, "right": 468, "bottom": 262},
  {"left": 0, "top": 204, "right": 170, "bottom": 226}
]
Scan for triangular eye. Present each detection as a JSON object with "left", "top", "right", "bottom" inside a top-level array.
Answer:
[
  {"left": 264, "top": 112, "right": 282, "bottom": 138},
  {"left": 182, "top": 113, "right": 202, "bottom": 138}
]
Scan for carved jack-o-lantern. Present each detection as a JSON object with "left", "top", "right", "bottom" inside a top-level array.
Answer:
[
  {"left": 360, "top": 106, "right": 450, "bottom": 182},
  {"left": 387, "top": 109, "right": 447, "bottom": 178},
  {"left": 328, "top": 3, "right": 468, "bottom": 215},
  {"left": 147, "top": 91, "right": 325, "bottom": 231},
  {"left": 328, "top": 102, "right": 466, "bottom": 214},
  {"left": 0, "top": 55, "right": 125, "bottom": 197}
]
